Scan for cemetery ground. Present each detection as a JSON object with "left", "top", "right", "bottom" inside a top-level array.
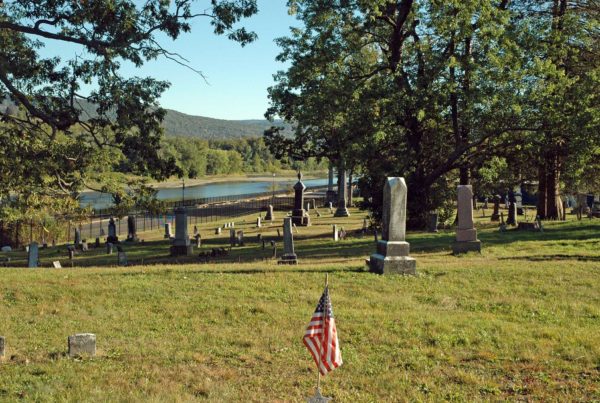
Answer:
[{"left": 1, "top": 207, "right": 599, "bottom": 401}]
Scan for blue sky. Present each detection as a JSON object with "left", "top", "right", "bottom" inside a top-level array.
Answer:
[{"left": 41, "top": 2, "right": 297, "bottom": 121}]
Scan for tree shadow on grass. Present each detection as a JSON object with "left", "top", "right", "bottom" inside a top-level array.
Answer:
[
  {"left": 498, "top": 254, "right": 600, "bottom": 263},
  {"left": 110, "top": 266, "right": 368, "bottom": 276}
]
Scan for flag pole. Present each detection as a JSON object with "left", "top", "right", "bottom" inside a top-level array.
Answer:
[{"left": 316, "top": 273, "right": 329, "bottom": 393}]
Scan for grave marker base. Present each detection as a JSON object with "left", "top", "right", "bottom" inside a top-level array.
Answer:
[{"left": 452, "top": 240, "right": 482, "bottom": 254}]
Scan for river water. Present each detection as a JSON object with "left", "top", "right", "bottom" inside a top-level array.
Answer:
[{"left": 80, "top": 177, "right": 335, "bottom": 210}]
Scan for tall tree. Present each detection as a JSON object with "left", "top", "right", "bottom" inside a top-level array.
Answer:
[
  {"left": 0, "top": 0, "right": 257, "bottom": 197},
  {"left": 267, "top": 0, "right": 532, "bottom": 228}
]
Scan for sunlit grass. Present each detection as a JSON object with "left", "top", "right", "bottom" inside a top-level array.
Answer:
[{"left": 1, "top": 207, "right": 599, "bottom": 401}]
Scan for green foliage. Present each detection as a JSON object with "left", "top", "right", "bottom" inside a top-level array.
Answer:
[
  {"left": 267, "top": 0, "right": 600, "bottom": 228},
  {"left": 161, "top": 136, "right": 326, "bottom": 178}
]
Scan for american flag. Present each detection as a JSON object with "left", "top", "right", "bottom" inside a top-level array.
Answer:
[{"left": 303, "top": 285, "right": 342, "bottom": 375}]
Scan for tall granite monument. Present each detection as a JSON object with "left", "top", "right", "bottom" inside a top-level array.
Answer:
[
  {"left": 170, "top": 207, "right": 193, "bottom": 256},
  {"left": 334, "top": 164, "right": 349, "bottom": 217},
  {"left": 452, "top": 185, "right": 482, "bottom": 254},
  {"left": 278, "top": 217, "right": 297, "bottom": 264},
  {"left": 291, "top": 172, "right": 311, "bottom": 226},
  {"left": 368, "top": 177, "right": 416, "bottom": 275}
]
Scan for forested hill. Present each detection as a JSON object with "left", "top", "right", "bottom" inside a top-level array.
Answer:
[
  {"left": 70, "top": 99, "right": 292, "bottom": 139},
  {"left": 2, "top": 99, "right": 292, "bottom": 140},
  {"left": 161, "top": 109, "right": 292, "bottom": 139}
]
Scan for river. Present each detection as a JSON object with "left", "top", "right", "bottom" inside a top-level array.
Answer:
[{"left": 80, "top": 177, "right": 335, "bottom": 210}]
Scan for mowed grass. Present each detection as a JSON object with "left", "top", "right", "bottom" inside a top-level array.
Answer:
[{"left": 1, "top": 206, "right": 599, "bottom": 401}]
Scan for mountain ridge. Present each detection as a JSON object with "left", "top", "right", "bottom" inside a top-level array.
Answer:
[{"left": 1, "top": 99, "right": 292, "bottom": 140}]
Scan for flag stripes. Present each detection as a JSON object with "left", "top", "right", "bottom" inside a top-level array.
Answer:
[{"left": 303, "top": 285, "right": 342, "bottom": 376}]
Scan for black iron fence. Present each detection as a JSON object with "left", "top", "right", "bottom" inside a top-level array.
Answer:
[{"left": 4, "top": 186, "right": 331, "bottom": 246}]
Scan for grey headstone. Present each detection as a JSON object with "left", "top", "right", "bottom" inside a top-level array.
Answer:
[
  {"left": 68, "top": 333, "right": 96, "bottom": 357},
  {"left": 127, "top": 215, "right": 138, "bottom": 241},
  {"left": 164, "top": 223, "right": 173, "bottom": 239},
  {"left": 106, "top": 242, "right": 113, "bottom": 255},
  {"left": 368, "top": 177, "right": 416, "bottom": 275},
  {"left": 230, "top": 229, "right": 237, "bottom": 246},
  {"left": 53, "top": 261, "right": 62, "bottom": 268},
  {"left": 74, "top": 228, "right": 82, "bottom": 245},
  {"left": 256, "top": 217, "right": 261, "bottom": 228},
  {"left": 333, "top": 225, "right": 339, "bottom": 241},
  {"left": 452, "top": 185, "right": 482, "bottom": 254},
  {"left": 1, "top": 246, "right": 11, "bottom": 252},
  {"left": 170, "top": 207, "right": 192, "bottom": 256},
  {"left": 107, "top": 217, "right": 118, "bottom": 243},
  {"left": 27, "top": 242, "right": 39, "bottom": 268},
  {"left": 278, "top": 217, "right": 297, "bottom": 264},
  {"left": 265, "top": 205, "right": 275, "bottom": 221},
  {"left": 491, "top": 195, "right": 501, "bottom": 221},
  {"left": 118, "top": 251, "right": 127, "bottom": 266},
  {"left": 427, "top": 212, "right": 439, "bottom": 233},
  {"left": 215, "top": 227, "right": 222, "bottom": 235}
]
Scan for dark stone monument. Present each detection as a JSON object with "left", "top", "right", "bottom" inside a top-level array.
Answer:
[
  {"left": 27, "top": 242, "right": 39, "bottom": 268},
  {"left": 291, "top": 172, "right": 311, "bottom": 226},
  {"left": 164, "top": 223, "right": 173, "bottom": 239},
  {"left": 74, "top": 228, "right": 82, "bottom": 246},
  {"left": 265, "top": 205, "right": 275, "bottom": 221},
  {"left": 230, "top": 229, "right": 237, "bottom": 246},
  {"left": 126, "top": 215, "right": 138, "bottom": 242},
  {"left": 107, "top": 217, "right": 118, "bottom": 243},
  {"left": 507, "top": 191, "right": 518, "bottom": 226},
  {"left": 427, "top": 212, "right": 439, "bottom": 233},
  {"left": 334, "top": 165, "right": 350, "bottom": 217},
  {"left": 326, "top": 163, "right": 337, "bottom": 205},
  {"left": 106, "top": 242, "right": 113, "bottom": 255},
  {"left": 278, "top": 217, "right": 297, "bottom": 264},
  {"left": 368, "top": 177, "right": 416, "bottom": 274},
  {"left": 0, "top": 335, "right": 5, "bottom": 359},
  {"left": 491, "top": 194, "right": 501, "bottom": 221},
  {"left": 170, "top": 207, "right": 193, "bottom": 256}
]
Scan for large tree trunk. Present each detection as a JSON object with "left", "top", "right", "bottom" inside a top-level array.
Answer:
[{"left": 545, "top": 151, "right": 563, "bottom": 220}]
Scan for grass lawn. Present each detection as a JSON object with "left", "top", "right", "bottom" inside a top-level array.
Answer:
[{"left": 1, "top": 207, "right": 599, "bottom": 401}]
